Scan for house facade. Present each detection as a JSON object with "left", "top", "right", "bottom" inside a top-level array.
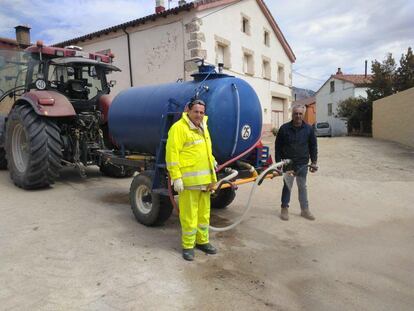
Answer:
[
  {"left": 315, "top": 68, "right": 371, "bottom": 136},
  {"left": 55, "top": 0, "right": 295, "bottom": 133}
]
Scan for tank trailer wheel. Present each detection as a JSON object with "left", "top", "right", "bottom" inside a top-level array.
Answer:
[
  {"left": 5, "top": 105, "right": 62, "bottom": 189},
  {"left": 129, "top": 171, "right": 173, "bottom": 226},
  {"left": 211, "top": 187, "right": 236, "bottom": 209},
  {"left": 0, "top": 148, "right": 7, "bottom": 169}
]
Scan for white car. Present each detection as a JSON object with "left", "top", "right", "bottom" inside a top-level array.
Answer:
[{"left": 314, "top": 122, "right": 332, "bottom": 137}]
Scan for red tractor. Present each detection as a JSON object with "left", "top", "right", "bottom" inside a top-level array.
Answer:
[{"left": 0, "top": 42, "right": 132, "bottom": 189}]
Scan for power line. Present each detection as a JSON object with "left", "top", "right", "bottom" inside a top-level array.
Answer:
[{"left": 292, "top": 70, "right": 325, "bottom": 82}]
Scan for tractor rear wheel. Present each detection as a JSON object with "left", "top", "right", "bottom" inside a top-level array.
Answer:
[
  {"left": 211, "top": 187, "right": 236, "bottom": 209},
  {"left": 129, "top": 171, "right": 173, "bottom": 226},
  {"left": 5, "top": 105, "right": 62, "bottom": 189}
]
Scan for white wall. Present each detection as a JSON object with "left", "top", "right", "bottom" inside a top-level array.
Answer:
[
  {"left": 354, "top": 87, "right": 368, "bottom": 98},
  {"left": 129, "top": 21, "right": 184, "bottom": 86}
]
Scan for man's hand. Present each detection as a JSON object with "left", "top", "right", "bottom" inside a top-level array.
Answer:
[
  {"left": 309, "top": 162, "right": 318, "bottom": 173},
  {"left": 173, "top": 179, "right": 184, "bottom": 193},
  {"left": 207, "top": 182, "right": 216, "bottom": 192}
]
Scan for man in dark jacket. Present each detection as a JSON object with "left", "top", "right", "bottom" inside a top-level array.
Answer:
[{"left": 275, "top": 104, "right": 318, "bottom": 221}]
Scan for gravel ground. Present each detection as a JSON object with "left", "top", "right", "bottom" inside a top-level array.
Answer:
[{"left": 1, "top": 136, "right": 413, "bottom": 310}]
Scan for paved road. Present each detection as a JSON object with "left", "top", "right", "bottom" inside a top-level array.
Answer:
[{"left": 1, "top": 137, "right": 413, "bottom": 310}]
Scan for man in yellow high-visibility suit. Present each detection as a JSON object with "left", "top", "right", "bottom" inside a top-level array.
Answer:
[{"left": 166, "top": 99, "right": 217, "bottom": 261}]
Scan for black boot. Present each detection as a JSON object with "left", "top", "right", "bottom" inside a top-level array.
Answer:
[
  {"left": 182, "top": 248, "right": 195, "bottom": 261},
  {"left": 196, "top": 243, "right": 217, "bottom": 254}
]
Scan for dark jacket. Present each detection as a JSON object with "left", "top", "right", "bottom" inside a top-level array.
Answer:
[{"left": 275, "top": 121, "right": 318, "bottom": 168}]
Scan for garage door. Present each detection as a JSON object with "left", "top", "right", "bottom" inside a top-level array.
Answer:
[{"left": 271, "top": 97, "right": 285, "bottom": 129}]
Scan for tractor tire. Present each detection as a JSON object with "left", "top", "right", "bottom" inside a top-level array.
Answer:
[
  {"left": 211, "top": 187, "right": 236, "bottom": 209},
  {"left": 129, "top": 171, "right": 173, "bottom": 226},
  {"left": 0, "top": 148, "right": 7, "bottom": 170},
  {"left": 5, "top": 105, "right": 62, "bottom": 189},
  {"left": 100, "top": 162, "right": 135, "bottom": 178}
]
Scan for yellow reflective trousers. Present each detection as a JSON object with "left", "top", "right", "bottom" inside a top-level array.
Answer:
[{"left": 179, "top": 189, "right": 210, "bottom": 249}]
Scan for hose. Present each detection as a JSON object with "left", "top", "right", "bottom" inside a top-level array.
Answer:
[{"left": 209, "top": 159, "right": 291, "bottom": 232}]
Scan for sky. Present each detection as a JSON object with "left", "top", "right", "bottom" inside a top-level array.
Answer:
[{"left": 0, "top": 0, "right": 413, "bottom": 91}]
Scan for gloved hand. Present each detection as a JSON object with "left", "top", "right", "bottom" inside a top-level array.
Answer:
[
  {"left": 207, "top": 182, "right": 216, "bottom": 192},
  {"left": 173, "top": 178, "right": 184, "bottom": 193},
  {"left": 309, "top": 162, "right": 318, "bottom": 173}
]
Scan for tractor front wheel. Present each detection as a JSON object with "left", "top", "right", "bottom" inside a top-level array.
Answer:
[{"left": 5, "top": 105, "right": 62, "bottom": 189}]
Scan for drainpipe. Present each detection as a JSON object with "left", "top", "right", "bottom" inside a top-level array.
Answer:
[{"left": 122, "top": 28, "right": 133, "bottom": 87}]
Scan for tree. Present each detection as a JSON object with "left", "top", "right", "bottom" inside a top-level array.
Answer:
[
  {"left": 366, "top": 53, "right": 396, "bottom": 102},
  {"left": 336, "top": 97, "right": 371, "bottom": 134},
  {"left": 395, "top": 47, "right": 414, "bottom": 92}
]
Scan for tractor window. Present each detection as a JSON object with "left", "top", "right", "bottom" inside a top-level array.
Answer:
[
  {"left": 48, "top": 64, "right": 103, "bottom": 100},
  {"left": 83, "top": 66, "right": 103, "bottom": 99}
]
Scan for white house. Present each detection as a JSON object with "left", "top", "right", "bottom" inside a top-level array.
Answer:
[
  {"left": 315, "top": 68, "right": 372, "bottom": 136},
  {"left": 55, "top": 0, "right": 295, "bottom": 133}
]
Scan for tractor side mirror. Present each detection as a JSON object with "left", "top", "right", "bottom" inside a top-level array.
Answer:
[{"left": 109, "top": 80, "right": 116, "bottom": 87}]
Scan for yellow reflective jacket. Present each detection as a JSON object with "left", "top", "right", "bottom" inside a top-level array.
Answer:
[{"left": 166, "top": 113, "right": 217, "bottom": 187}]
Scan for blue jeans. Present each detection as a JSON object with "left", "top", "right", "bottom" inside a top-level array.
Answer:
[{"left": 281, "top": 164, "right": 309, "bottom": 210}]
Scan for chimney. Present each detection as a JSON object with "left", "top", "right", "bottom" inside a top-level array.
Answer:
[
  {"left": 364, "top": 60, "right": 368, "bottom": 77},
  {"left": 15, "top": 25, "right": 31, "bottom": 47},
  {"left": 336, "top": 67, "right": 343, "bottom": 75},
  {"left": 155, "top": 0, "right": 165, "bottom": 13},
  {"left": 178, "top": 0, "right": 186, "bottom": 5}
]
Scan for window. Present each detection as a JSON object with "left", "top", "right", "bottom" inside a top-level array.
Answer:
[
  {"left": 328, "top": 103, "right": 333, "bottom": 116},
  {"left": 262, "top": 58, "right": 271, "bottom": 80},
  {"left": 264, "top": 30, "right": 270, "bottom": 46},
  {"left": 277, "top": 64, "right": 285, "bottom": 84},
  {"left": 243, "top": 53, "right": 254, "bottom": 75},
  {"left": 217, "top": 44, "right": 225, "bottom": 64},
  {"left": 215, "top": 36, "right": 231, "bottom": 69},
  {"left": 241, "top": 15, "right": 251, "bottom": 35},
  {"left": 316, "top": 122, "right": 330, "bottom": 129},
  {"left": 330, "top": 81, "right": 335, "bottom": 93}
]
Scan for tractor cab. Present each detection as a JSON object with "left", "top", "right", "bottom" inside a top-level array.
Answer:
[
  {"left": 0, "top": 43, "right": 120, "bottom": 114},
  {"left": 25, "top": 44, "right": 120, "bottom": 112}
]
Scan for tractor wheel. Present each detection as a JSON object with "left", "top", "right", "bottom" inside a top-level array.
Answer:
[
  {"left": 129, "top": 171, "right": 173, "bottom": 226},
  {"left": 5, "top": 105, "right": 62, "bottom": 189},
  {"left": 100, "top": 162, "right": 135, "bottom": 178},
  {"left": 211, "top": 187, "right": 236, "bottom": 209},
  {"left": 0, "top": 148, "right": 7, "bottom": 169}
]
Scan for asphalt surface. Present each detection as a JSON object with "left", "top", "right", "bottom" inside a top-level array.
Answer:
[{"left": 1, "top": 136, "right": 413, "bottom": 310}]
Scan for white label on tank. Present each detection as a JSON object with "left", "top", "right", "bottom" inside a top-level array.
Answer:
[{"left": 241, "top": 125, "right": 251, "bottom": 140}]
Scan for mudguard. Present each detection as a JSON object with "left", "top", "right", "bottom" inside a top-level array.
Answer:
[
  {"left": 98, "top": 94, "right": 113, "bottom": 124},
  {"left": 17, "top": 90, "right": 76, "bottom": 117}
]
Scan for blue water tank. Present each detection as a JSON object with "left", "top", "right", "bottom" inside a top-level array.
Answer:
[{"left": 108, "top": 71, "right": 262, "bottom": 164}]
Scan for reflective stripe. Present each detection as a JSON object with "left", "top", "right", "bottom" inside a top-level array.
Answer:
[
  {"left": 184, "top": 139, "right": 204, "bottom": 147},
  {"left": 198, "top": 224, "right": 208, "bottom": 230},
  {"left": 166, "top": 161, "right": 179, "bottom": 167},
  {"left": 182, "top": 169, "right": 213, "bottom": 177},
  {"left": 183, "top": 229, "right": 197, "bottom": 235},
  {"left": 185, "top": 185, "right": 208, "bottom": 191}
]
